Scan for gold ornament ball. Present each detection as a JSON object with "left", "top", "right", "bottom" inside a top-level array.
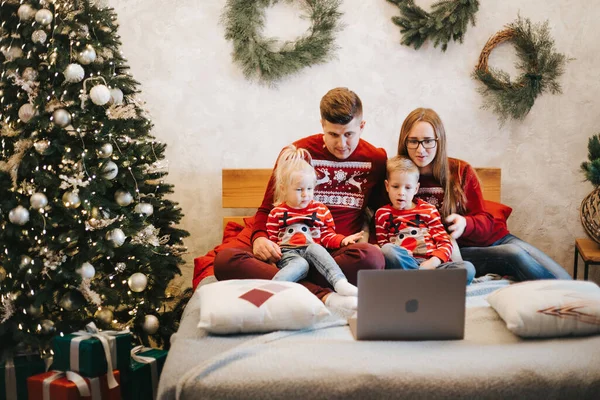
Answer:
[
  {"left": 106, "top": 228, "right": 126, "bottom": 247},
  {"left": 0, "top": 267, "right": 6, "bottom": 282},
  {"left": 62, "top": 191, "right": 81, "bottom": 208},
  {"left": 97, "top": 143, "right": 113, "bottom": 158},
  {"left": 41, "top": 319, "right": 55, "bottom": 334},
  {"left": 59, "top": 291, "right": 84, "bottom": 311},
  {"left": 143, "top": 314, "right": 160, "bottom": 334},
  {"left": 28, "top": 304, "right": 43, "bottom": 318},
  {"left": 34, "top": 139, "right": 51, "bottom": 154},
  {"left": 95, "top": 308, "right": 113, "bottom": 324}
]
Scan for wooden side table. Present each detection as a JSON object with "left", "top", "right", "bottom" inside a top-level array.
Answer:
[{"left": 573, "top": 238, "right": 600, "bottom": 280}]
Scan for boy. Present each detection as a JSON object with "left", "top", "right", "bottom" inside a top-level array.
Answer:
[{"left": 375, "top": 156, "right": 474, "bottom": 283}]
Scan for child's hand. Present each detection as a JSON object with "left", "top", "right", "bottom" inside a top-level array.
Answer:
[
  {"left": 419, "top": 257, "right": 442, "bottom": 270},
  {"left": 342, "top": 231, "right": 364, "bottom": 246}
]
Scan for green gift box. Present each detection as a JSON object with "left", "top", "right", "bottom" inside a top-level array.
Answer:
[
  {"left": 52, "top": 324, "right": 131, "bottom": 379},
  {"left": 121, "top": 347, "right": 167, "bottom": 400},
  {"left": 0, "top": 355, "right": 46, "bottom": 400}
]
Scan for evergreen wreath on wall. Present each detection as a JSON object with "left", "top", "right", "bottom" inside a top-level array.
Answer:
[
  {"left": 222, "top": 0, "right": 342, "bottom": 85},
  {"left": 386, "top": 0, "right": 479, "bottom": 51},
  {"left": 473, "top": 16, "right": 569, "bottom": 125}
]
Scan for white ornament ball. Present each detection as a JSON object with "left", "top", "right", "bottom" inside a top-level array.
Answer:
[
  {"left": 106, "top": 228, "right": 126, "bottom": 247},
  {"left": 34, "top": 140, "right": 51, "bottom": 154},
  {"left": 30, "top": 192, "right": 48, "bottom": 209},
  {"left": 17, "top": 4, "right": 36, "bottom": 21},
  {"left": 28, "top": 304, "right": 43, "bottom": 318},
  {"left": 52, "top": 109, "right": 71, "bottom": 127},
  {"left": 63, "top": 63, "right": 85, "bottom": 83},
  {"left": 79, "top": 262, "right": 95, "bottom": 279},
  {"left": 9, "top": 206, "right": 30, "bottom": 225},
  {"left": 97, "top": 143, "right": 113, "bottom": 158},
  {"left": 62, "top": 191, "right": 81, "bottom": 208},
  {"left": 77, "top": 45, "right": 96, "bottom": 65},
  {"left": 109, "top": 88, "right": 124, "bottom": 105},
  {"left": 90, "top": 84, "right": 111, "bottom": 106},
  {"left": 35, "top": 9, "right": 53, "bottom": 26},
  {"left": 18, "top": 104, "right": 37, "bottom": 123},
  {"left": 143, "top": 315, "right": 160, "bottom": 335},
  {"left": 41, "top": 319, "right": 55, "bottom": 334},
  {"left": 134, "top": 203, "right": 154, "bottom": 216},
  {"left": 115, "top": 190, "right": 133, "bottom": 207},
  {"left": 95, "top": 308, "right": 113, "bottom": 324},
  {"left": 20, "top": 255, "right": 33, "bottom": 269},
  {"left": 22, "top": 67, "right": 38, "bottom": 82},
  {"left": 128, "top": 272, "right": 148, "bottom": 292},
  {"left": 32, "top": 30, "right": 47, "bottom": 44},
  {"left": 101, "top": 161, "right": 118, "bottom": 180}
]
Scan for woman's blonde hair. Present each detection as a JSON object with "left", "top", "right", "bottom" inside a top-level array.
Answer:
[
  {"left": 397, "top": 108, "right": 466, "bottom": 217},
  {"left": 273, "top": 145, "right": 317, "bottom": 206}
]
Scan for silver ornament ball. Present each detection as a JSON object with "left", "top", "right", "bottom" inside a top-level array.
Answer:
[
  {"left": 63, "top": 63, "right": 85, "bottom": 83},
  {"left": 79, "top": 262, "right": 95, "bottom": 279},
  {"left": 34, "top": 139, "right": 51, "bottom": 154},
  {"left": 32, "top": 30, "right": 47, "bottom": 44},
  {"left": 62, "top": 191, "right": 81, "bottom": 208},
  {"left": 41, "top": 319, "right": 55, "bottom": 334},
  {"left": 30, "top": 192, "right": 48, "bottom": 209},
  {"left": 20, "top": 255, "right": 33, "bottom": 269},
  {"left": 106, "top": 228, "right": 126, "bottom": 247},
  {"left": 115, "top": 190, "right": 133, "bottom": 207},
  {"left": 143, "top": 314, "right": 160, "bottom": 335},
  {"left": 109, "top": 88, "right": 124, "bottom": 105},
  {"left": 101, "top": 161, "right": 118, "bottom": 180},
  {"left": 22, "top": 67, "right": 38, "bottom": 82},
  {"left": 128, "top": 272, "right": 148, "bottom": 292},
  {"left": 35, "top": 9, "right": 53, "bottom": 26},
  {"left": 97, "top": 143, "right": 113, "bottom": 158},
  {"left": 90, "top": 84, "right": 111, "bottom": 106},
  {"left": 95, "top": 308, "right": 113, "bottom": 324},
  {"left": 18, "top": 103, "right": 37, "bottom": 123},
  {"left": 9, "top": 206, "right": 30, "bottom": 225},
  {"left": 77, "top": 45, "right": 96, "bottom": 65},
  {"left": 52, "top": 109, "right": 71, "bottom": 127},
  {"left": 134, "top": 203, "right": 154, "bottom": 216},
  {"left": 17, "top": 4, "right": 36, "bottom": 21}
]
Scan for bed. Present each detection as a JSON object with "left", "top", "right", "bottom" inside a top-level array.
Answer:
[{"left": 157, "top": 168, "right": 600, "bottom": 399}]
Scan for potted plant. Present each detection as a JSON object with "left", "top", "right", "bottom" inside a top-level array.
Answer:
[{"left": 580, "top": 134, "right": 600, "bottom": 244}]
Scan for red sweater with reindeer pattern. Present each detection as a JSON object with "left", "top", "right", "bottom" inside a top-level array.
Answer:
[
  {"left": 253, "top": 134, "right": 388, "bottom": 242},
  {"left": 267, "top": 201, "right": 345, "bottom": 249}
]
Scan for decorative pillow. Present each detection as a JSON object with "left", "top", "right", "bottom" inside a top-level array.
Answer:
[
  {"left": 197, "top": 279, "right": 331, "bottom": 334},
  {"left": 487, "top": 280, "right": 600, "bottom": 338},
  {"left": 483, "top": 200, "right": 513, "bottom": 222}
]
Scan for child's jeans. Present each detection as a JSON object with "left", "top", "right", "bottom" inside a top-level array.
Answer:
[
  {"left": 274, "top": 244, "right": 346, "bottom": 286},
  {"left": 381, "top": 243, "right": 475, "bottom": 285}
]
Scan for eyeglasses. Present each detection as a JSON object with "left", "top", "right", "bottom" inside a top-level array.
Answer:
[{"left": 406, "top": 138, "right": 438, "bottom": 149}]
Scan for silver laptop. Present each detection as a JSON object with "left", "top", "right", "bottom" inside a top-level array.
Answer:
[{"left": 349, "top": 269, "right": 466, "bottom": 340}]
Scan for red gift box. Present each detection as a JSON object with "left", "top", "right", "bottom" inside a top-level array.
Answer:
[{"left": 27, "top": 370, "right": 121, "bottom": 400}]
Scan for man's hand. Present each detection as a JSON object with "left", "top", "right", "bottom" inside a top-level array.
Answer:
[
  {"left": 419, "top": 257, "right": 442, "bottom": 270},
  {"left": 341, "top": 231, "right": 364, "bottom": 246},
  {"left": 253, "top": 237, "right": 282, "bottom": 262},
  {"left": 445, "top": 213, "right": 466, "bottom": 239}
]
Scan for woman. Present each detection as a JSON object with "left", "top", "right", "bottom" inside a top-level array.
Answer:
[{"left": 397, "top": 108, "right": 571, "bottom": 281}]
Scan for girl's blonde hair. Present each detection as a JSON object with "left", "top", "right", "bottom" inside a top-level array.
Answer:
[
  {"left": 397, "top": 108, "right": 466, "bottom": 217},
  {"left": 273, "top": 145, "right": 317, "bottom": 206}
]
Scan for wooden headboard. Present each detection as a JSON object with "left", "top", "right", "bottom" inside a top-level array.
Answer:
[{"left": 222, "top": 168, "right": 501, "bottom": 228}]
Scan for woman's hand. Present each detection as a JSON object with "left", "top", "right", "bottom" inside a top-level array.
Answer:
[
  {"left": 445, "top": 213, "right": 467, "bottom": 239},
  {"left": 341, "top": 231, "right": 364, "bottom": 246},
  {"left": 253, "top": 237, "right": 282, "bottom": 262}
]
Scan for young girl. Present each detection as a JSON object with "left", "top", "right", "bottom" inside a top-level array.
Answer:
[
  {"left": 375, "top": 156, "right": 475, "bottom": 284},
  {"left": 267, "top": 145, "right": 364, "bottom": 297},
  {"left": 397, "top": 108, "right": 571, "bottom": 281}
]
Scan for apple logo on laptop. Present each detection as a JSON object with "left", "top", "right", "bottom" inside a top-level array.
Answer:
[{"left": 405, "top": 299, "right": 419, "bottom": 313}]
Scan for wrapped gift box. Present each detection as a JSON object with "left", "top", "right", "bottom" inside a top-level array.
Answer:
[
  {"left": 122, "top": 348, "right": 167, "bottom": 400},
  {"left": 27, "top": 370, "right": 121, "bottom": 400},
  {"left": 52, "top": 327, "right": 131, "bottom": 379},
  {"left": 0, "top": 355, "right": 46, "bottom": 400}
]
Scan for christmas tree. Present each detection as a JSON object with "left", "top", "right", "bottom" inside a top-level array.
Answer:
[{"left": 0, "top": 0, "right": 189, "bottom": 357}]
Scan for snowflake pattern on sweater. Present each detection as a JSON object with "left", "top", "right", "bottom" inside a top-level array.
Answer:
[{"left": 312, "top": 159, "right": 372, "bottom": 210}]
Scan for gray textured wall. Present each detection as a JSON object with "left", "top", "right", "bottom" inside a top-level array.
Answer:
[{"left": 108, "top": 0, "right": 600, "bottom": 286}]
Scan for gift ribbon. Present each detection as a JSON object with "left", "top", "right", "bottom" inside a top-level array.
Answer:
[
  {"left": 4, "top": 358, "right": 17, "bottom": 400},
  {"left": 131, "top": 345, "right": 159, "bottom": 400},
  {"left": 42, "top": 370, "right": 103, "bottom": 400},
  {"left": 70, "top": 322, "right": 128, "bottom": 389}
]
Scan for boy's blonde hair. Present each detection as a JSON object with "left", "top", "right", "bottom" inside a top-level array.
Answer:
[
  {"left": 273, "top": 145, "right": 317, "bottom": 206},
  {"left": 386, "top": 155, "right": 420, "bottom": 181}
]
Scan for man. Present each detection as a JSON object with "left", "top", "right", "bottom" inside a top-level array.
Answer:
[{"left": 215, "top": 87, "right": 387, "bottom": 310}]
